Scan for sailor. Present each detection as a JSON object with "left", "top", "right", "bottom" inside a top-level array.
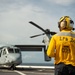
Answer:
[{"left": 47, "top": 16, "right": 75, "bottom": 75}]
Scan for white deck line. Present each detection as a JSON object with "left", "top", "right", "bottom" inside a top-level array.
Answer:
[
  {"left": 14, "top": 70, "right": 26, "bottom": 75},
  {"left": 16, "top": 65, "right": 55, "bottom": 69}
]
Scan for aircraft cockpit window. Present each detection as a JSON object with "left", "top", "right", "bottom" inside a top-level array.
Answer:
[
  {"left": 0, "top": 53, "right": 1, "bottom": 57},
  {"left": 15, "top": 49, "right": 20, "bottom": 53},
  {"left": 0, "top": 50, "right": 2, "bottom": 57},
  {"left": 3, "top": 49, "right": 7, "bottom": 55},
  {"left": 8, "top": 48, "right": 14, "bottom": 53}
]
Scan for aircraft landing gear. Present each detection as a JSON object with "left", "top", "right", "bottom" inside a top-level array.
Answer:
[{"left": 10, "top": 64, "right": 16, "bottom": 70}]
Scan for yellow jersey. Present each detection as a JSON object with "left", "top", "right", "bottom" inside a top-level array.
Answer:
[{"left": 47, "top": 30, "right": 75, "bottom": 66}]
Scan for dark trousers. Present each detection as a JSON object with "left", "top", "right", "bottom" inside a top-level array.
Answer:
[{"left": 55, "top": 63, "right": 75, "bottom": 75}]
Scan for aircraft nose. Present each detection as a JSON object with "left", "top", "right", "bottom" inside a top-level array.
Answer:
[{"left": 9, "top": 54, "right": 22, "bottom": 63}]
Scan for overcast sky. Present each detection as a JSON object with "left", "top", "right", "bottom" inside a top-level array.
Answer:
[{"left": 0, "top": 0, "right": 75, "bottom": 45}]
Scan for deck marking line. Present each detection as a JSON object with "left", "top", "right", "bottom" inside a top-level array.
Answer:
[{"left": 14, "top": 70, "right": 26, "bottom": 75}]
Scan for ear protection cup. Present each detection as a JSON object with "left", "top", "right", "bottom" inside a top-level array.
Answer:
[{"left": 69, "top": 20, "right": 74, "bottom": 29}]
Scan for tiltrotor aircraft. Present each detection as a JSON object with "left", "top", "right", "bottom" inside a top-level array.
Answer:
[{"left": 0, "top": 22, "right": 56, "bottom": 70}]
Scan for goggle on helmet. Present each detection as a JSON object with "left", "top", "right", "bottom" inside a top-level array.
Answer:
[{"left": 58, "top": 16, "right": 74, "bottom": 30}]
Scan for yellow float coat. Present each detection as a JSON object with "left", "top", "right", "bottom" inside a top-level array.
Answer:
[{"left": 47, "top": 30, "right": 75, "bottom": 66}]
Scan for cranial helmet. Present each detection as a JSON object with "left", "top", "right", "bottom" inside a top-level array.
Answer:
[{"left": 58, "top": 16, "right": 74, "bottom": 30}]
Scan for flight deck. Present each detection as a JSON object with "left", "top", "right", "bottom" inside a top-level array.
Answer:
[{"left": 0, "top": 68, "right": 54, "bottom": 75}]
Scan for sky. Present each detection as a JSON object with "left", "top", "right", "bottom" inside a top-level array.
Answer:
[{"left": 0, "top": 0, "right": 75, "bottom": 45}]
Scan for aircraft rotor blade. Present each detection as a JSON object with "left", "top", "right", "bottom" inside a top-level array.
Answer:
[
  {"left": 29, "top": 21, "right": 56, "bottom": 36},
  {"left": 29, "top": 21, "right": 46, "bottom": 33},
  {"left": 30, "top": 33, "right": 45, "bottom": 38}
]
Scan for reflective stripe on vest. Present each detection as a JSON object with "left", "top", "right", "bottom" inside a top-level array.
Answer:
[{"left": 56, "top": 32, "right": 75, "bottom": 38}]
